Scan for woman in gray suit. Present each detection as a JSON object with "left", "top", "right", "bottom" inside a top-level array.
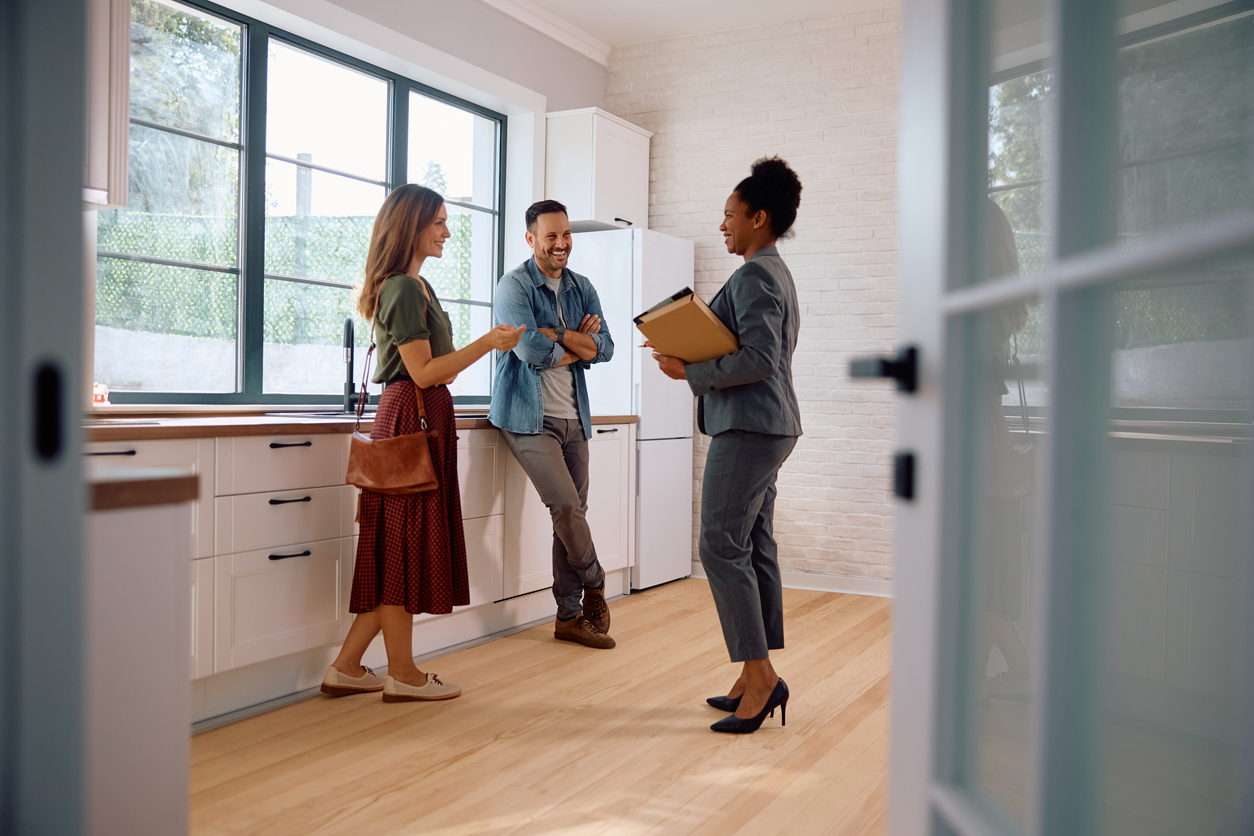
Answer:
[{"left": 651, "top": 157, "right": 803, "bottom": 733}]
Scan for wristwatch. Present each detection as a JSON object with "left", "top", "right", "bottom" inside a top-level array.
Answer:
[{"left": 553, "top": 323, "right": 566, "bottom": 343}]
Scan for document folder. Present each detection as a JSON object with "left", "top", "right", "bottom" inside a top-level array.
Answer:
[{"left": 634, "top": 287, "right": 739, "bottom": 364}]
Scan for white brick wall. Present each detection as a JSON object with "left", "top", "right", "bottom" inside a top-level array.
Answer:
[{"left": 605, "top": 6, "right": 902, "bottom": 582}]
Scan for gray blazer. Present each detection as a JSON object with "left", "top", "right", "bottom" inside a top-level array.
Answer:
[{"left": 686, "top": 246, "right": 802, "bottom": 438}]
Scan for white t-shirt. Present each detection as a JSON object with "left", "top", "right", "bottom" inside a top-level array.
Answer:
[{"left": 540, "top": 276, "right": 579, "bottom": 419}]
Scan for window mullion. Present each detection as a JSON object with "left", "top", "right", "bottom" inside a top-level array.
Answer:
[
  {"left": 240, "top": 23, "right": 270, "bottom": 396},
  {"left": 390, "top": 80, "right": 408, "bottom": 190}
]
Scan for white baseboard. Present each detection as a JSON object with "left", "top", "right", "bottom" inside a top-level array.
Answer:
[{"left": 688, "top": 560, "right": 893, "bottom": 599}]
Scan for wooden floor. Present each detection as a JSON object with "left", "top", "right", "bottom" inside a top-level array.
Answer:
[{"left": 190, "top": 579, "right": 892, "bottom": 835}]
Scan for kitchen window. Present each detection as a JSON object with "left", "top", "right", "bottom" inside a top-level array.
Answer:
[
  {"left": 986, "top": 6, "right": 1253, "bottom": 421},
  {"left": 94, "top": 0, "right": 505, "bottom": 404}
]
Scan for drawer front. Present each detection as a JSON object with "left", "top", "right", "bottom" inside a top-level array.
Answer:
[
  {"left": 85, "top": 438, "right": 214, "bottom": 558},
  {"left": 214, "top": 538, "right": 347, "bottom": 672},
  {"left": 216, "top": 434, "right": 346, "bottom": 496},
  {"left": 457, "top": 429, "right": 504, "bottom": 520},
  {"left": 215, "top": 485, "right": 351, "bottom": 555}
]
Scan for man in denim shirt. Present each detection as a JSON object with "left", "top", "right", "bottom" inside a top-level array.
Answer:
[{"left": 490, "top": 200, "right": 617, "bottom": 649}]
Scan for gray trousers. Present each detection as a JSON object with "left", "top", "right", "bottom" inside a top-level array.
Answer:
[
  {"left": 500, "top": 417, "right": 605, "bottom": 619},
  {"left": 699, "top": 430, "right": 798, "bottom": 663}
]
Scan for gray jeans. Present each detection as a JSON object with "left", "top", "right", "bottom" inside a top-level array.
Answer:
[
  {"left": 500, "top": 416, "right": 605, "bottom": 619},
  {"left": 699, "top": 430, "right": 798, "bottom": 662}
]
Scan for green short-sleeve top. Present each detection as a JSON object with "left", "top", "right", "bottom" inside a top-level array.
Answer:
[{"left": 371, "top": 274, "right": 455, "bottom": 383}]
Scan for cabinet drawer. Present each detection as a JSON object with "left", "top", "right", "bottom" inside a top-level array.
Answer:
[
  {"left": 214, "top": 485, "right": 352, "bottom": 555},
  {"left": 216, "top": 434, "right": 346, "bottom": 496},
  {"left": 457, "top": 429, "right": 504, "bottom": 520},
  {"left": 214, "top": 537, "right": 348, "bottom": 672},
  {"left": 85, "top": 438, "right": 214, "bottom": 557}
]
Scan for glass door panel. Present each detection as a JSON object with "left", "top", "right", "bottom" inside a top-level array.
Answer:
[{"left": 1095, "top": 256, "right": 1252, "bottom": 835}]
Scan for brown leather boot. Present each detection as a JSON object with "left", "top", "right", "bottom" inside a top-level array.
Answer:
[
  {"left": 581, "top": 585, "right": 610, "bottom": 635},
  {"left": 554, "top": 614, "right": 616, "bottom": 649}
]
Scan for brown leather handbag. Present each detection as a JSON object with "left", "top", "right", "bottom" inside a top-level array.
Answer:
[{"left": 345, "top": 341, "right": 439, "bottom": 495}]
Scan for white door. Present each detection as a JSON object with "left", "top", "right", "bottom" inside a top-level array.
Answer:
[
  {"left": 637, "top": 229, "right": 696, "bottom": 440},
  {"left": 569, "top": 229, "right": 635, "bottom": 416},
  {"left": 890, "top": 1, "right": 1254, "bottom": 835},
  {"left": 1, "top": 0, "right": 90, "bottom": 831},
  {"left": 633, "top": 437, "right": 694, "bottom": 589}
]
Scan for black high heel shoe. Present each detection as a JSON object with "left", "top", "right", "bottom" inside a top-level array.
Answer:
[
  {"left": 710, "top": 678, "right": 788, "bottom": 734},
  {"left": 706, "top": 694, "right": 742, "bottom": 712}
]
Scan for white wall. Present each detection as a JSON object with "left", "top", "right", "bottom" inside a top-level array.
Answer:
[
  {"left": 322, "top": 0, "right": 605, "bottom": 112},
  {"left": 605, "top": 7, "right": 902, "bottom": 584}
]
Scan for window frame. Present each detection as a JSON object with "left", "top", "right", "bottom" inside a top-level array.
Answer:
[{"left": 102, "top": 0, "right": 507, "bottom": 406}]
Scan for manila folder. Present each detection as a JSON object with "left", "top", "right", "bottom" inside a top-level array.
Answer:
[{"left": 634, "top": 289, "right": 739, "bottom": 364}]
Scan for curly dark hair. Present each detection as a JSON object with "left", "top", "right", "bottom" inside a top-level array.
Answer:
[{"left": 734, "top": 156, "right": 803, "bottom": 239}]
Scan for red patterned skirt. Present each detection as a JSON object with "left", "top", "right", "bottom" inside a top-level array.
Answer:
[{"left": 349, "top": 381, "right": 469, "bottom": 615}]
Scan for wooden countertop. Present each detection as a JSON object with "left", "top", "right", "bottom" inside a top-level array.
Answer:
[
  {"left": 87, "top": 465, "right": 200, "bottom": 511},
  {"left": 84, "top": 413, "right": 638, "bottom": 442}
]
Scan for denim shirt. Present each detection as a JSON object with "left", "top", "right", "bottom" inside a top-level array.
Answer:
[{"left": 488, "top": 257, "right": 614, "bottom": 437}]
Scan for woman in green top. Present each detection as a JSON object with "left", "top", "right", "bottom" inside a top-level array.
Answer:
[{"left": 322, "top": 185, "right": 524, "bottom": 702}]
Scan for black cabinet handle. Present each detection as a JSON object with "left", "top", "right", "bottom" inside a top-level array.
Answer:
[
  {"left": 613, "top": 217, "right": 633, "bottom": 226},
  {"left": 85, "top": 449, "right": 138, "bottom": 457},
  {"left": 33, "top": 363, "right": 62, "bottom": 462},
  {"left": 268, "top": 496, "right": 312, "bottom": 505},
  {"left": 596, "top": 428, "right": 619, "bottom": 434},
  {"left": 269, "top": 441, "right": 313, "bottom": 449},
  {"left": 894, "top": 451, "right": 916, "bottom": 500},
  {"left": 268, "top": 549, "right": 312, "bottom": 561},
  {"left": 850, "top": 345, "right": 918, "bottom": 393}
]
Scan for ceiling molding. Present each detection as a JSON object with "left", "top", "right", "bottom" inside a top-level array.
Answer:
[{"left": 479, "top": 0, "right": 612, "bottom": 66}]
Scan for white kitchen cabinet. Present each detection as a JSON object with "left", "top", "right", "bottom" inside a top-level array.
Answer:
[
  {"left": 85, "top": 438, "right": 215, "bottom": 557},
  {"left": 503, "top": 423, "right": 636, "bottom": 598},
  {"left": 546, "top": 108, "right": 651, "bottom": 232},
  {"left": 84, "top": 0, "right": 128, "bottom": 207},
  {"left": 214, "top": 537, "right": 350, "bottom": 672},
  {"left": 191, "top": 557, "right": 214, "bottom": 680}
]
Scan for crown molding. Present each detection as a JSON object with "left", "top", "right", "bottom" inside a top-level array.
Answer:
[{"left": 478, "top": 0, "right": 612, "bottom": 66}]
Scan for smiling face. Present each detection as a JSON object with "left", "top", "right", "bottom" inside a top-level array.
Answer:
[
  {"left": 415, "top": 203, "right": 451, "bottom": 261},
  {"left": 719, "top": 191, "right": 768, "bottom": 257},
  {"left": 526, "top": 211, "right": 573, "bottom": 278}
]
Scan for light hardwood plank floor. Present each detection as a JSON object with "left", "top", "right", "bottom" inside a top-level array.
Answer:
[{"left": 191, "top": 578, "right": 892, "bottom": 835}]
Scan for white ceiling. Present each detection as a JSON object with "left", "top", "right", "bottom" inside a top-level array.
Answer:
[{"left": 480, "top": 0, "right": 897, "bottom": 65}]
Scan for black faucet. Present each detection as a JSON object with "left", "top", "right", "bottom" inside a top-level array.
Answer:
[{"left": 343, "top": 317, "right": 355, "bottom": 413}]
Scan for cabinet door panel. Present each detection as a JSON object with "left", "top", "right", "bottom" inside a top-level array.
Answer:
[
  {"left": 216, "top": 434, "right": 346, "bottom": 496},
  {"left": 412, "top": 515, "right": 503, "bottom": 624},
  {"left": 503, "top": 447, "right": 556, "bottom": 598},
  {"left": 214, "top": 539, "right": 342, "bottom": 672},
  {"left": 85, "top": 438, "right": 214, "bottom": 557},
  {"left": 215, "top": 485, "right": 349, "bottom": 555},
  {"left": 457, "top": 429, "right": 504, "bottom": 520},
  {"left": 593, "top": 118, "right": 649, "bottom": 229},
  {"left": 587, "top": 426, "right": 630, "bottom": 572},
  {"left": 191, "top": 557, "right": 214, "bottom": 680}
]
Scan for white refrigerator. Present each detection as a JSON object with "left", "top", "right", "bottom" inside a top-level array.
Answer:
[{"left": 568, "top": 228, "right": 696, "bottom": 590}]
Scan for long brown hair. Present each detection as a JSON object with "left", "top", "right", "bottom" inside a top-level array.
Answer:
[{"left": 356, "top": 184, "right": 445, "bottom": 320}]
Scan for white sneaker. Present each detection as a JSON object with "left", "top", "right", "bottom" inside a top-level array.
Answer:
[
  {"left": 382, "top": 672, "right": 462, "bottom": 702},
  {"left": 321, "top": 664, "right": 385, "bottom": 696}
]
